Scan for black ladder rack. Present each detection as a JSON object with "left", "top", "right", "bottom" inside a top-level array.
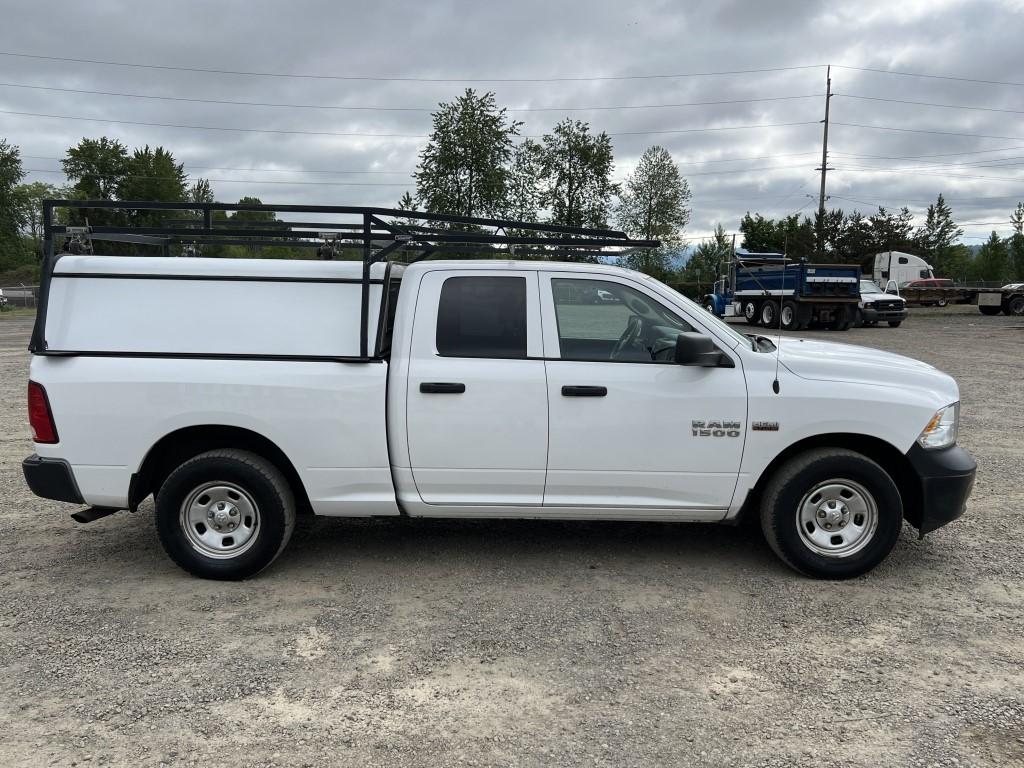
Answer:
[{"left": 32, "top": 199, "right": 660, "bottom": 359}]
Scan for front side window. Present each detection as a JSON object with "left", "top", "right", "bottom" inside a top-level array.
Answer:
[
  {"left": 551, "top": 278, "right": 694, "bottom": 362},
  {"left": 436, "top": 276, "right": 527, "bottom": 358}
]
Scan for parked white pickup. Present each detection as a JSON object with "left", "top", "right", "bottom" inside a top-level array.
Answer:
[{"left": 24, "top": 255, "right": 976, "bottom": 580}]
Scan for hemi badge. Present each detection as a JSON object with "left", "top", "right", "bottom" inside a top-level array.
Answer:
[{"left": 752, "top": 421, "right": 779, "bottom": 431}]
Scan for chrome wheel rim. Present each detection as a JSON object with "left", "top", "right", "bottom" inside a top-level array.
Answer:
[
  {"left": 180, "top": 482, "right": 261, "bottom": 559},
  {"left": 781, "top": 305, "right": 794, "bottom": 326},
  {"left": 796, "top": 479, "right": 879, "bottom": 558},
  {"left": 762, "top": 304, "right": 775, "bottom": 324},
  {"left": 744, "top": 303, "right": 755, "bottom": 320}
]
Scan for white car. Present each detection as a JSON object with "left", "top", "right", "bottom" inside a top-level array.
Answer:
[{"left": 23, "top": 207, "right": 976, "bottom": 582}]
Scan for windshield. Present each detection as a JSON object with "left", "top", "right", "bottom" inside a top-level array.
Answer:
[
  {"left": 646, "top": 277, "right": 751, "bottom": 349},
  {"left": 859, "top": 279, "right": 881, "bottom": 294}
]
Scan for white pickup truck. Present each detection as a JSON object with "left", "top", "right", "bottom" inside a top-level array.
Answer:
[{"left": 23, "top": 201, "right": 976, "bottom": 581}]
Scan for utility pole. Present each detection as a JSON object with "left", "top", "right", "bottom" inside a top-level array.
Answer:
[{"left": 816, "top": 65, "right": 832, "bottom": 256}]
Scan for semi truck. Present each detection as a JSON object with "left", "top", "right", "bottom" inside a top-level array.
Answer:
[
  {"left": 23, "top": 200, "right": 976, "bottom": 581},
  {"left": 702, "top": 251, "right": 861, "bottom": 331}
]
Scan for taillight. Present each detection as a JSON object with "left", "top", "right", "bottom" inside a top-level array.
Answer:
[{"left": 27, "top": 381, "right": 59, "bottom": 443}]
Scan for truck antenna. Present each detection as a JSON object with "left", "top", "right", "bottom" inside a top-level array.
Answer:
[{"left": 773, "top": 237, "right": 787, "bottom": 394}]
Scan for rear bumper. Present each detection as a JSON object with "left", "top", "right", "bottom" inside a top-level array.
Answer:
[
  {"left": 905, "top": 444, "right": 976, "bottom": 536},
  {"left": 22, "top": 454, "right": 84, "bottom": 504}
]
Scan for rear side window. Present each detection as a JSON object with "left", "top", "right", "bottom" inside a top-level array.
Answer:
[{"left": 436, "top": 276, "right": 527, "bottom": 358}]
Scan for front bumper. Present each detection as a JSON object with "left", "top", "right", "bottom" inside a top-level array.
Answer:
[
  {"left": 905, "top": 444, "right": 976, "bottom": 536},
  {"left": 23, "top": 454, "right": 84, "bottom": 504},
  {"left": 862, "top": 305, "right": 908, "bottom": 322}
]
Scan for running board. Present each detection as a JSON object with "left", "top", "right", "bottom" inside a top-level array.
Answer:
[{"left": 71, "top": 507, "right": 121, "bottom": 524}]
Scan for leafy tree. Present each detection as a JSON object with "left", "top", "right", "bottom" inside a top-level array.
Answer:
[
  {"left": 539, "top": 119, "right": 617, "bottom": 237},
  {"left": 869, "top": 206, "right": 915, "bottom": 252},
  {"left": 414, "top": 89, "right": 520, "bottom": 222},
  {"left": 616, "top": 146, "right": 691, "bottom": 278},
  {"left": 1010, "top": 202, "right": 1024, "bottom": 279},
  {"left": 395, "top": 190, "right": 418, "bottom": 229},
  {"left": 62, "top": 137, "right": 129, "bottom": 200},
  {"left": 914, "top": 194, "right": 963, "bottom": 276},
  {"left": 0, "top": 139, "right": 28, "bottom": 271},
  {"left": 503, "top": 139, "right": 544, "bottom": 227},
  {"left": 974, "top": 231, "right": 1010, "bottom": 283},
  {"left": 189, "top": 178, "right": 214, "bottom": 205},
  {"left": 682, "top": 223, "right": 731, "bottom": 294},
  {"left": 229, "top": 196, "right": 278, "bottom": 255},
  {"left": 119, "top": 146, "right": 188, "bottom": 230},
  {"left": 739, "top": 213, "right": 815, "bottom": 258},
  {"left": 14, "top": 181, "right": 60, "bottom": 253}
]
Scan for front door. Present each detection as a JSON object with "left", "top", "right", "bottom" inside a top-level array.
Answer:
[
  {"left": 405, "top": 270, "right": 548, "bottom": 506},
  {"left": 540, "top": 273, "right": 747, "bottom": 515}
]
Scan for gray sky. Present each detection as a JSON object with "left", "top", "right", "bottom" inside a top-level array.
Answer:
[{"left": 2, "top": 0, "right": 1022, "bottom": 243}]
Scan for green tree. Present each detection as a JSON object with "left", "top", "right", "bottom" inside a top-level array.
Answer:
[
  {"left": 739, "top": 213, "right": 815, "bottom": 258},
  {"left": 414, "top": 89, "right": 520, "bottom": 221},
  {"left": 914, "top": 194, "right": 963, "bottom": 276},
  {"left": 682, "top": 223, "right": 731, "bottom": 295},
  {"left": 189, "top": 178, "right": 214, "bottom": 205},
  {"left": 119, "top": 146, "right": 188, "bottom": 229},
  {"left": 0, "top": 139, "right": 28, "bottom": 271},
  {"left": 539, "top": 119, "right": 617, "bottom": 236},
  {"left": 974, "top": 231, "right": 1010, "bottom": 283},
  {"left": 503, "top": 139, "right": 544, "bottom": 227},
  {"left": 14, "top": 181, "right": 60, "bottom": 253},
  {"left": 62, "top": 137, "right": 129, "bottom": 200},
  {"left": 1010, "top": 202, "right": 1024, "bottom": 279},
  {"left": 616, "top": 146, "right": 691, "bottom": 278},
  {"left": 869, "top": 206, "right": 915, "bottom": 252},
  {"left": 395, "top": 190, "right": 418, "bottom": 229}
]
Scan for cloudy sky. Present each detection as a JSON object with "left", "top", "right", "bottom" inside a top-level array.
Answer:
[{"left": 2, "top": 0, "right": 1023, "bottom": 243}]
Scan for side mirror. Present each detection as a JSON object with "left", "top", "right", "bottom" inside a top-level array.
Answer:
[{"left": 674, "top": 332, "right": 730, "bottom": 367}]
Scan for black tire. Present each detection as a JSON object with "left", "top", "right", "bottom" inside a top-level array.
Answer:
[
  {"left": 155, "top": 449, "right": 296, "bottom": 580},
  {"left": 743, "top": 300, "right": 759, "bottom": 325},
  {"left": 760, "top": 300, "right": 780, "bottom": 328},
  {"left": 1008, "top": 296, "right": 1024, "bottom": 316},
  {"left": 979, "top": 305, "right": 1001, "bottom": 316},
  {"left": 703, "top": 300, "right": 716, "bottom": 315},
  {"left": 780, "top": 300, "right": 800, "bottom": 331},
  {"left": 937, "top": 298, "right": 948, "bottom": 308},
  {"left": 760, "top": 448, "right": 903, "bottom": 579},
  {"left": 887, "top": 320, "right": 902, "bottom": 328},
  {"left": 831, "top": 306, "right": 852, "bottom": 331}
]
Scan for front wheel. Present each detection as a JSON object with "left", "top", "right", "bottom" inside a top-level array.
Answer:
[
  {"left": 760, "top": 448, "right": 903, "bottom": 579},
  {"left": 703, "top": 300, "right": 717, "bottom": 315},
  {"left": 155, "top": 449, "right": 296, "bottom": 580},
  {"left": 743, "top": 301, "right": 759, "bottom": 325},
  {"left": 888, "top": 320, "right": 902, "bottom": 328},
  {"left": 1007, "top": 296, "right": 1024, "bottom": 316}
]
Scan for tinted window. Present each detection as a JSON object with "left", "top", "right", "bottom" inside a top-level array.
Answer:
[
  {"left": 551, "top": 278, "right": 693, "bottom": 362},
  {"left": 898, "top": 257, "right": 909, "bottom": 264},
  {"left": 436, "top": 276, "right": 527, "bottom": 358}
]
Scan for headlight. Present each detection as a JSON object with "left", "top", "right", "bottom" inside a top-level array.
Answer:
[
  {"left": 918, "top": 402, "right": 959, "bottom": 449},
  {"left": 863, "top": 301, "right": 874, "bottom": 307}
]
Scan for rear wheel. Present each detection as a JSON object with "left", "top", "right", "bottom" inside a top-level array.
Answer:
[
  {"left": 743, "top": 301, "right": 759, "bottom": 325},
  {"left": 760, "top": 448, "right": 903, "bottom": 579},
  {"left": 1008, "top": 296, "right": 1024, "bottom": 316},
  {"left": 155, "top": 449, "right": 296, "bottom": 580},
  {"left": 887, "top": 320, "right": 902, "bottom": 328},
  {"left": 780, "top": 301, "right": 800, "bottom": 331},
  {"left": 979, "top": 305, "right": 1001, "bottom": 316},
  {"left": 831, "top": 306, "right": 853, "bottom": 331},
  {"left": 760, "top": 300, "right": 780, "bottom": 328},
  {"left": 937, "top": 298, "right": 948, "bottom": 308}
]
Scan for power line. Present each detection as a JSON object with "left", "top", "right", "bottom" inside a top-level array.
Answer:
[
  {"left": 836, "top": 166, "right": 1024, "bottom": 183},
  {"left": 832, "top": 145, "right": 1024, "bottom": 161},
  {"left": 22, "top": 155, "right": 412, "bottom": 175},
  {"left": 0, "top": 50, "right": 825, "bottom": 83},
  {"left": 834, "top": 122, "right": 1024, "bottom": 142},
  {"left": 838, "top": 93, "right": 1024, "bottom": 116},
  {"left": 0, "top": 81, "right": 824, "bottom": 113},
  {"left": 0, "top": 107, "right": 820, "bottom": 139},
  {"left": 832, "top": 64, "right": 1024, "bottom": 88},
  {"left": 23, "top": 168, "right": 411, "bottom": 186}
]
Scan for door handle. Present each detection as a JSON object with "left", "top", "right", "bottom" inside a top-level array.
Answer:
[
  {"left": 561, "top": 385, "right": 607, "bottom": 397},
  {"left": 419, "top": 382, "right": 466, "bottom": 394}
]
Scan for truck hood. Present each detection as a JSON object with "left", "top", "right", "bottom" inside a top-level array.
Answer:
[{"left": 778, "top": 338, "right": 958, "bottom": 401}]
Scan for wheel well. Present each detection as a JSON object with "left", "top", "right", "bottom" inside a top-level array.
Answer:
[
  {"left": 129, "top": 425, "right": 312, "bottom": 514},
  {"left": 738, "top": 433, "right": 923, "bottom": 528}
]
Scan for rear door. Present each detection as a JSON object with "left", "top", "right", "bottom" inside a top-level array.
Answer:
[
  {"left": 540, "top": 273, "right": 746, "bottom": 515},
  {"left": 405, "top": 270, "right": 548, "bottom": 506}
]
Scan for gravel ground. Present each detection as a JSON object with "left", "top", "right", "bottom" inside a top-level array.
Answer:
[{"left": 1, "top": 307, "right": 1023, "bottom": 768}]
